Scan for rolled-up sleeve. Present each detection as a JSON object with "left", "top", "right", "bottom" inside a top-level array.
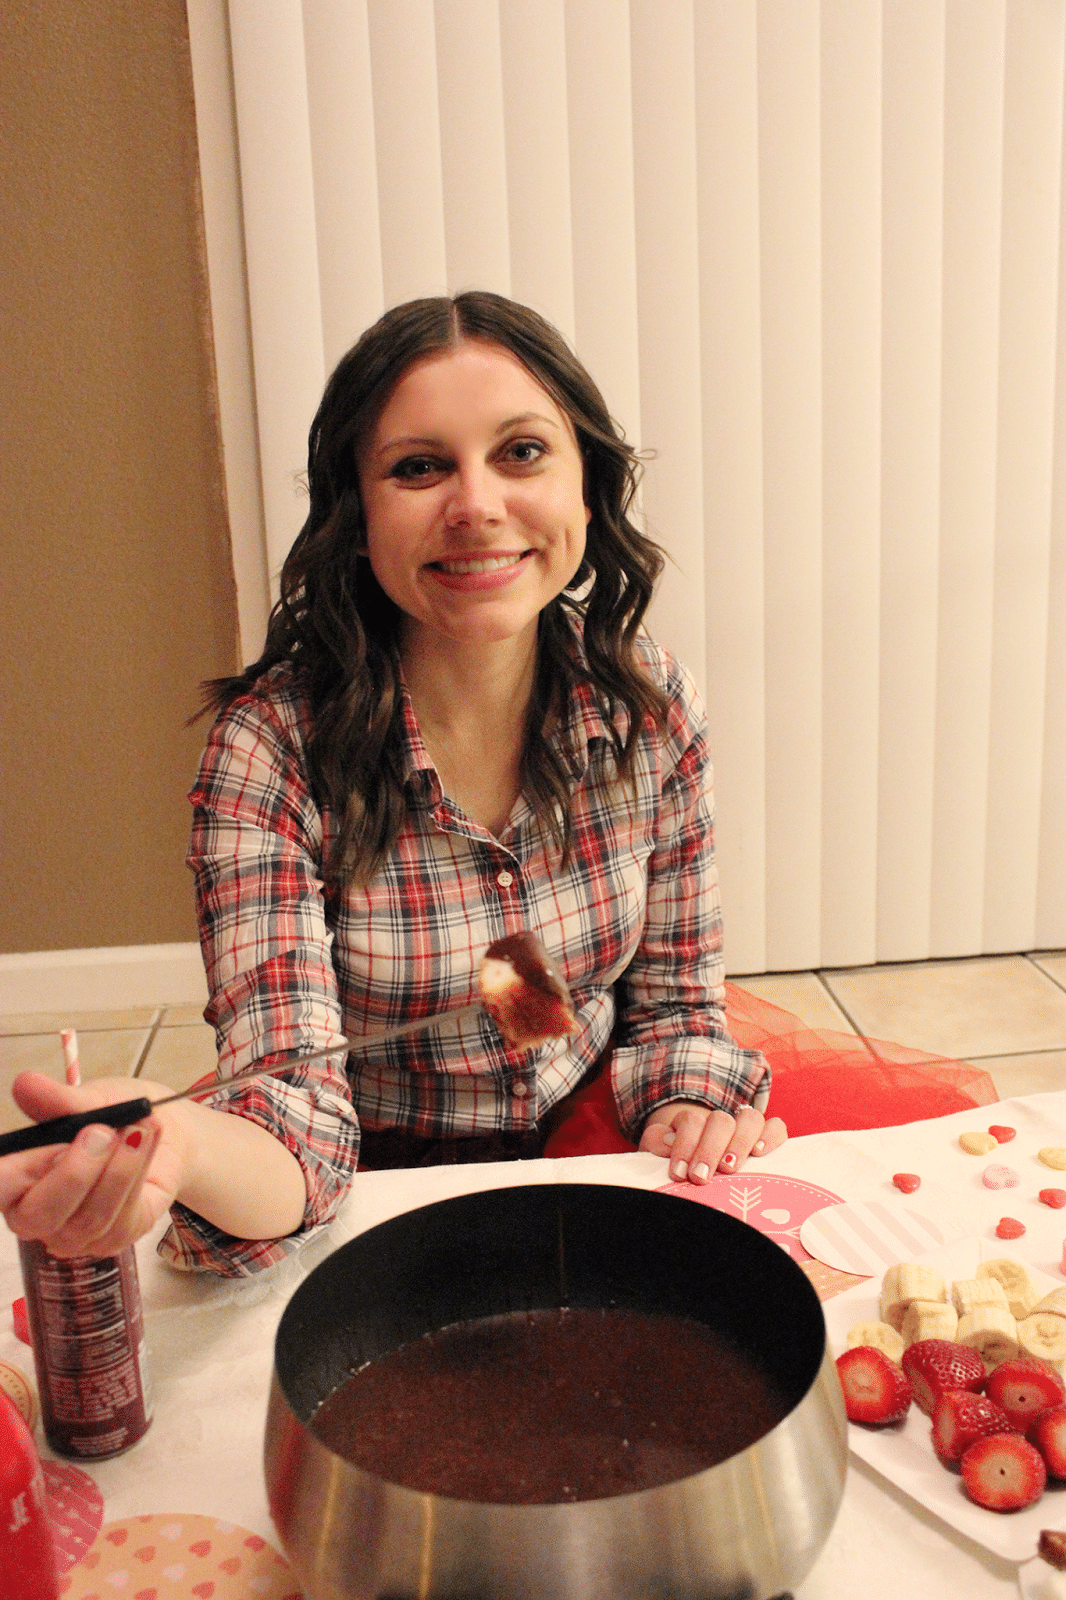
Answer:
[
  {"left": 164, "top": 681, "right": 359, "bottom": 1275},
  {"left": 610, "top": 662, "right": 769, "bottom": 1136}
]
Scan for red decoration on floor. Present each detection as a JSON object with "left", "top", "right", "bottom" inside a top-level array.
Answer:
[{"left": 540, "top": 984, "right": 1000, "bottom": 1158}]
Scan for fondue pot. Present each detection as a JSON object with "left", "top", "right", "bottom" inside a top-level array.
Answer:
[{"left": 265, "top": 1183, "right": 847, "bottom": 1599}]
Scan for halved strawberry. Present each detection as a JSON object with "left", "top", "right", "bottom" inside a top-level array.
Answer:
[
  {"left": 836, "top": 1346, "right": 913, "bottom": 1425},
  {"left": 960, "top": 1433, "right": 1046, "bottom": 1511},
  {"left": 901, "top": 1339, "right": 986, "bottom": 1417},
  {"left": 986, "top": 1359, "right": 1066, "bottom": 1430},
  {"left": 931, "top": 1390, "right": 1015, "bottom": 1466},
  {"left": 1028, "top": 1404, "right": 1066, "bottom": 1478}
]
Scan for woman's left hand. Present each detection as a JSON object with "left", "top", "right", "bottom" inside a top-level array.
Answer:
[{"left": 639, "top": 1102, "right": 787, "bottom": 1184}]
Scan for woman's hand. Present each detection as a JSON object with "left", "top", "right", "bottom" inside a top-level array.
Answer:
[
  {"left": 639, "top": 1101, "right": 787, "bottom": 1184},
  {"left": 0, "top": 1073, "right": 185, "bottom": 1259}
]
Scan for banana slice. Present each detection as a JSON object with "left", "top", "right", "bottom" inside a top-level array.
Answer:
[
  {"left": 901, "top": 1299, "right": 959, "bottom": 1346},
  {"left": 880, "top": 1264, "right": 947, "bottom": 1332},
  {"left": 1017, "top": 1312, "right": 1066, "bottom": 1368},
  {"left": 976, "top": 1258, "right": 1040, "bottom": 1320},
  {"left": 846, "top": 1320, "right": 905, "bottom": 1363},
  {"left": 1035, "top": 1288, "right": 1066, "bottom": 1320},
  {"left": 952, "top": 1276, "right": 1010, "bottom": 1317},
  {"left": 956, "top": 1304, "right": 1019, "bottom": 1369}
]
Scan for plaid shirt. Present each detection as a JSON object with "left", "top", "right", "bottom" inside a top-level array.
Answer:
[{"left": 162, "top": 632, "right": 767, "bottom": 1274}]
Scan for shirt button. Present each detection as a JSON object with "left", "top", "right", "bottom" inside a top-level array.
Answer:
[
  {"left": 511, "top": 1082, "right": 529, "bottom": 1098},
  {"left": 496, "top": 870, "right": 514, "bottom": 888}
]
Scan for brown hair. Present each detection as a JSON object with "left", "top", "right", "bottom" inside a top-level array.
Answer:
[{"left": 204, "top": 291, "right": 669, "bottom": 885}]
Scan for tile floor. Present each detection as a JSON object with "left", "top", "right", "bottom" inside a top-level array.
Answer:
[{"left": 0, "top": 953, "right": 1063, "bottom": 1137}]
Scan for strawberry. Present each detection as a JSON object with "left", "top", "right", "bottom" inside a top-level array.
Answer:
[
  {"left": 1039, "top": 1528, "right": 1066, "bottom": 1569},
  {"left": 902, "top": 1339, "right": 986, "bottom": 1417},
  {"left": 836, "top": 1346, "right": 913, "bottom": 1425},
  {"left": 1028, "top": 1404, "right": 1066, "bottom": 1477},
  {"left": 892, "top": 1173, "right": 921, "bottom": 1194},
  {"left": 995, "top": 1217, "right": 1026, "bottom": 1239},
  {"left": 931, "top": 1390, "right": 1015, "bottom": 1465},
  {"left": 1040, "top": 1189, "right": 1066, "bottom": 1209},
  {"left": 986, "top": 1359, "right": 1066, "bottom": 1429},
  {"left": 960, "top": 1433, "right": 1046, "bottom": 1511},
  {"left": 989, "top": 1125, "right": 1017, "bottom": 1143}
]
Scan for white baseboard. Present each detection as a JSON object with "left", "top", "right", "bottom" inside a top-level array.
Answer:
[{"left": 0, "top": 944, "right": 209, "bottom": 1014}]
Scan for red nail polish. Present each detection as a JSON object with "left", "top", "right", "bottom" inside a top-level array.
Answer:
[
  {"left": 125, "top": 1128, "right": 143, "bottom": 1150},
  {"left": 718, "top": 1151, "right": 737, "bottom": 1172}
]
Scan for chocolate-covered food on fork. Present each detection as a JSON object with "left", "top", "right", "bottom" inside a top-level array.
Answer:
[{"left": 478, "top": 932, "right": 579, "bottom": 1050}]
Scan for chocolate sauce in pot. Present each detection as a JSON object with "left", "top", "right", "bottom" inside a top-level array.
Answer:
[{"left": 308, "top": 1305, "right": 790, "bottom": 1503}]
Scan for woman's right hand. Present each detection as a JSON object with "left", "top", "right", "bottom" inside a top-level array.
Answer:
[{"left": 0, "top": 1072, "right": 184, "bottom": 1258}]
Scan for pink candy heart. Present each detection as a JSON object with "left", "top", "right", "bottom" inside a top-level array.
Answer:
[{"left": 982, "top": 1163, "right": 1020, "bottom": 1190}]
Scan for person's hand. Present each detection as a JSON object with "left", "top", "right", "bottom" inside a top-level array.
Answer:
[
  {"left": 0, "top": 1072, "right": 188, "bottom": 1258},
  {"left": 639, "top": 1101, "right": 787, "bottom": 1184}
]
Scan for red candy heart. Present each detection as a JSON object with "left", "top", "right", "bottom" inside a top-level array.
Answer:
[
  {"left": 988, "top": 1125, "right": 1017, "bottom": 1143},
  {"left": 995, "top": 1216, "right": 1026, "bottom": 1238},
  {"left": 190, "top": 1541, "right": 211, "bottom": 1557},
  {"left": 892, "top": 1173, "right": 921, "bottom": 1194},
  {"left": 1040, "top": 1189, "right": 1066, "bottom": 1208}
]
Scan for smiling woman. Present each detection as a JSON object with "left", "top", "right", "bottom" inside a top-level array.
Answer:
[{"left": 0, "top": 293, "right": 785, "bottom": 1278}]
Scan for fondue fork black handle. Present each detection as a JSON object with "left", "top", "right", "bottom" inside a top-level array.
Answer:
[{"left": 0, "top": 1001, "right": 484, "bottom": 1158}]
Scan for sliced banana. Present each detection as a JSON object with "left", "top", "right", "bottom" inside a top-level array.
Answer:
[
  {"left": 956, "top": 1304, "right": 1019, "bottom": 1369},
  {"left": 1017, "top": 1312, "right": 1066, "bottom": 1369},
  {"left": 901, "top": 1299, "right": 959, "bottom": 1346},
  {"left": 952, "top": 1276, "right": 1010, "bottom": 1317},
  {"left": 846, "top": 1320, "right": 905, "bottom": 1363},
  {"left": 1035, "top": 1288, "right": 1066, "bottom": 1320},
  {"left": 880, "top": 1264, "right": 947, "bottom": 1332},
  {"left": 976, "top": 1258, "right": 1040, "bottom": 1320}
]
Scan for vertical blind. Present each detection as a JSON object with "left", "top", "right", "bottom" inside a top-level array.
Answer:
[{"left": 191, "top": 0, "right": 1066, "bottom": 973}]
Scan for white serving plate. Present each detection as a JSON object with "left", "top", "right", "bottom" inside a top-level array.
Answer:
[{"left": 822, "top": 1236, "right": 1066, "bottom": 1562}]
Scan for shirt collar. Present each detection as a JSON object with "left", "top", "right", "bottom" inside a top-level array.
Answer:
[{"left": 395, "top": 612, "right": 619, "bottom": 802}]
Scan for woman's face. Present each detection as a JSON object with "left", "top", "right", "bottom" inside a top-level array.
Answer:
[{"left": 358, "top": 340, "right": 590, "bottom": 655}]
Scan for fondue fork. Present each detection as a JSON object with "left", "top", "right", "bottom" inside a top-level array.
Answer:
[{"left": 0, "top": 1002, "right": 485, "bottom": 1159}]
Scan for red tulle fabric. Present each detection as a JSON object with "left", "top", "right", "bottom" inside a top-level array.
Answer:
[{"left": 541, "top": 982, "right": 1000, "bottom": 1159}]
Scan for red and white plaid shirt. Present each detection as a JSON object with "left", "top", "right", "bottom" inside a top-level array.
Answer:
[{"left": 162, "top": 632, "right": 768, "bottom": 1274}]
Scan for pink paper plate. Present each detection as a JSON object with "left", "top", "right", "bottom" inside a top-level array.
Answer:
[{"left": 656, "top": 1173, "right": 844, "bottom": 1262}]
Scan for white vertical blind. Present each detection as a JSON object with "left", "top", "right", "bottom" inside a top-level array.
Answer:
[{"left": 198, "top": 0, "right": 1066, "bottom": 970}]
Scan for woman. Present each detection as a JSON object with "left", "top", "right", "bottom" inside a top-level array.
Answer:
[{"left": 0, "top": 293, "right": 785, "bottom": 1275}]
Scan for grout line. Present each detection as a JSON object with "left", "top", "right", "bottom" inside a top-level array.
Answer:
[
  {"left": 132, "top": 1008, "right": 166, "bottom": 1077},
  {"left": 812, "top": 972, "right": 875, "bottom": 1048},
  {"left": 1027, "top": 952, "right": 1066, "bottom": 998}
]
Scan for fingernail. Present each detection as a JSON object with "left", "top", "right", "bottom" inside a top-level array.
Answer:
[
  {"left": 753, "top": 1139, "right": 766, "bottom": 1155},
  {"left": 125, "top": 1128, "right": 144, "bottom": 1150},
  {"left": 80, "top": 1125, "right": 115, "bottom": 1157},
  {"left": 692, "top": 1162, "right": 709, "bottom": 1181},
  {"left": 718, "top": 1151, "right": 737, "bottom": 1172},
  {"left": 671, "top": 1160, "right": 688, "bottom": 1181},
  {"left": 662, "top": 1129, "right": 676, "bottom": 1148}
]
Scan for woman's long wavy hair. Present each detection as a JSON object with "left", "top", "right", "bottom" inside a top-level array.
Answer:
[{"left": 204, "top": 292, "right": 669, "bottom": 887}]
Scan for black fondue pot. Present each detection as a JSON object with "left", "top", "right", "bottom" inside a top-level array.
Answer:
[{"left": 265, "top": 1183, "right": 846, "bottom": 1599}]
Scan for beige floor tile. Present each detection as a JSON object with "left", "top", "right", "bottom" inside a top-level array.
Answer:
[
  {"left": 159, "top": 1002, "right": 209, "bottom": 1028},
  {"left": 138, "top": 1023, "right": 218, "bottom": 1094},
  {"left": 729, "top": 973, "right": 857, "bottom": 1034},
  {"left": 0, "top": 1008, "right": 158, "bottom": 1037},
  {"left": 976, "top": 1050, "right": 1066, "bottom": 1100},
  {"left": 1031, "top": 952, "right": 1066, "bottom": 992},
  {"left": 822, "top": 956, "right": 1066, "bottom": 1059},
  {"left": 0, "top": 1030, "right": 148, "bottom": 1135}
]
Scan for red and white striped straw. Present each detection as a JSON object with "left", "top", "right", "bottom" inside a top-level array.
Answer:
[{"left": 60, "top": 1029, "right": 81, "bottom": 1088}]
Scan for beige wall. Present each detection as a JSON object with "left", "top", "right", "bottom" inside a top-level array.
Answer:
[{"left": 0, "top": 0, "right": 240, "bottom": 953}]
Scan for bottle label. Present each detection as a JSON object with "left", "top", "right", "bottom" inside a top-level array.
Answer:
[{"left": 19, "top": 1242, "right": 152, "bottom": 1460}]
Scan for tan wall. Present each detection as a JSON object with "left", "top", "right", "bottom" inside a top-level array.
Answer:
[{"left": 0, "top": 0, "right": 240, "bottom": 953}]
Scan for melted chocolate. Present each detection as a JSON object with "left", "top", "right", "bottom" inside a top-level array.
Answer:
[
  {"left": 479, "top": 933, "right": 578, "bottom": 1049},
  {"left": 308, "top": 1306, "right": 790, "bottom": 1503}
]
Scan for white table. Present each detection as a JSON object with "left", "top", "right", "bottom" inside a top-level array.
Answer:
[{"left": 6, "top": 1094, "right": 1066, "bottom": 1598}]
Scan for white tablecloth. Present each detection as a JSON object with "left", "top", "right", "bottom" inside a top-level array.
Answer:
[{"left": 6, "top": 1093, "right": 1066, "bottom": 1597}]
